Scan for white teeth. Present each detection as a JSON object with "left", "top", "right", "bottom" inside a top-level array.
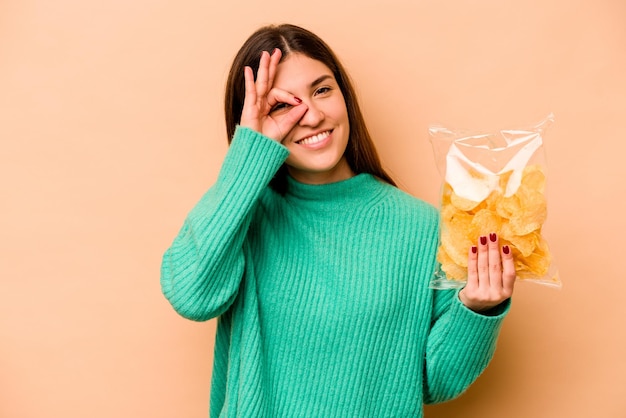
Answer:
[{"left": 299, "top": 131, "right": 330, "bottom": 145}]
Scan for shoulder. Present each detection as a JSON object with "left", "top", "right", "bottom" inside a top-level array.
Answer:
[
  {"left": 369, "top": 180, "right": 440, "bottom": 258},
  {"left": 376, "top": 180, "right": 439, "bottom": 221},
  {"left": 365, "top": 179, "right": 440, "bottom": 241}
]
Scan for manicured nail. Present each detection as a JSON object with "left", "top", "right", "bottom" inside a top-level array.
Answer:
[
  {"left": 490, "top": 233, "right": 497, "bottom": 242},
  {"left": 503, "top": 245, "right": 510, "bottom": 255},
  {"left": 471, "top": 246, "right": 477, "bottom": 254},
  {"left": 294, "top": 96, "right": 302, "bottom": 103},
  {"left": 480, "top": 236, "right": 487, "bottom": 245}
]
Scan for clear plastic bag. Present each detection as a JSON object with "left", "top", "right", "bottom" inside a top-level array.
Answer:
[{"left": 429, "top": 114, "right": 561, "bottom": 289}]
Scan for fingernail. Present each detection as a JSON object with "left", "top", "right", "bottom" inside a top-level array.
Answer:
[
  {"left": 471, "top": 246, "right": 477, "bottom": 254},
  {"left": 503, "top": 245, "right": 510, "bottom": 254},
  {"left": 294, "top": 96, "right": 302, "bottom": 103},
  {"left": 490, "top": 233, "right": 497, "bottom": 242},
  {"left": 480, "top": 236, "right": 487, "bottom": 245}
]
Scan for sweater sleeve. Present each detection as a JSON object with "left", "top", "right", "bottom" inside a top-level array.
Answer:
[
  {"left": 160, "top": 126, "right": 289, "bottom": 321},
  {"left": 423, "top": 287, "right": 510, "bottom": 404}
]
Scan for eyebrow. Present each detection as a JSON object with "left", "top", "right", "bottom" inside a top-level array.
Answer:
[{"left": 309, "top": 74, "right": 333, "bottom": 88}]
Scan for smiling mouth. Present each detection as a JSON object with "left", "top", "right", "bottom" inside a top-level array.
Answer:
[{"left": 296, "top": 130, "right": 332, "bottom": 145}]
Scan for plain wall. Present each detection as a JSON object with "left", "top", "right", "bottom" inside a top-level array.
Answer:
[{"left": 1, "top": 0, "right": 625, "bottom": 417}]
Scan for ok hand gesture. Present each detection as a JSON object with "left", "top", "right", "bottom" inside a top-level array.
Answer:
[{"left": 240, "top": 49, "right": 308, "bottom": 142}]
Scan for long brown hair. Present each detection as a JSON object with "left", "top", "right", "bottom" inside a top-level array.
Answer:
[{"left": 224, "top": 24, "right": 396, "bottom": 192}]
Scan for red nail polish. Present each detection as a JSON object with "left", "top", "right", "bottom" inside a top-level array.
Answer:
[
  {"left": 490, "top": 233, "right": 497, "bottom": 242},
  {"left": 471, "top": 246, "right": 477, "bottom": 254},
  {"left": 294, "top": 97, "right": 302, "bottom": 103},
  {"left": 480, "top": 236, "right": 487, "bottom": 245},
  {"left": 503, "top": 245, "right": 510, "bottom": 254}
]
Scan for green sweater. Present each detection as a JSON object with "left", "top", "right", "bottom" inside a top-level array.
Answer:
[{"left": 161, "top": 126, "right": 509, "bottom": 417}]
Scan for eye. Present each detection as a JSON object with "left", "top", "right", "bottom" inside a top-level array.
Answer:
[
  {"left": 314, "top": 86, "right": 331, "bottom": 96},
  {"left": 270, "top": 102, "right": 291, "bottom": 113}
]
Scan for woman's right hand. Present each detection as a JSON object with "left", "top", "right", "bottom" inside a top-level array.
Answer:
[{"left": 240, "top": 49, "right": 308, "bottom": 142}]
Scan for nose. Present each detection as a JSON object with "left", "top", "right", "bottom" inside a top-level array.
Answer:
[{"left": 298, "top": 100, "right": 324, "bottom": 127}]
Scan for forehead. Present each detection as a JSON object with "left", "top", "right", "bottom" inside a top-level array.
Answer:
[{"left": 273, "top": 53, "right": 335, "bottom": 89}]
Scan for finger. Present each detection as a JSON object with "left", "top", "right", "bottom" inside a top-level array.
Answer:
[
  {"left": 255, "top": 50, "right": 271, "bottom": 97},
  {"left": 267, "top": 48, "right": 282, "bottom": 89},
  {"left": 477, "top": 235, "right": 490, "bottom": 291},
  {"left": 488, "top": 232, "right": 503, "bottom": 292},
  {"left": 243, "top": 66, "right": 257, "bottom": 106},
  {"left": 501, "top": 244, "right": 516, "bottom": 296},
  {"left": 466, "top": 244, "right": 479, "bottom": 290},
  {"left": 240, "top": 66, "right": 259, "bottom": 129},
  {"left": 274, "top": 103, "right": 308, "bottom": 140},
  {"left": 267, "top": 88, "right": 303, "bottom": 110}
]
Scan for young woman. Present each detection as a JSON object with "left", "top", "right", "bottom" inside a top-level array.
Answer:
[{"left": 161, "top": 23, "right": 515, "bottom": 417}]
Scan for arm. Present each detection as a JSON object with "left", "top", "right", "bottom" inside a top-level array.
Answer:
[
  {"left": 423, "top": 288, "right": 509, "bottom": 404},
  {"left": 160, "top": 126, "right": 288, "bottom": 321},
  {"left": 161, "top": 48, "right": 307, "bottom": 321},
  {"left": 424, "top": 232, "right": 514, "bottom": 403}
]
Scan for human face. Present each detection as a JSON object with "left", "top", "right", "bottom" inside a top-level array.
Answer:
[{"left": 270, "top": 53, "right": 353, "bottom": 184}]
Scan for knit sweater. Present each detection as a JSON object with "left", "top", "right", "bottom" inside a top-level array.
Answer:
[{"left": 161, "top": 126, "right": 509, "bottom": 418}]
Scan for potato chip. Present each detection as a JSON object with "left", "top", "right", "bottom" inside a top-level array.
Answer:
[
  {"left": 484, "top": 188, "right": 503, "bottom": 212},
  {"left": 515, "top": 235, "right": 551, "bottom": 278},
  {"left": 436, "top": 246, "right": 467, "bottom": 281},
  {"left": 521, "top": 165, "right": 546, "bottom": 193},
  {"left": 495, "top": 194, "right": 519, "bottom": 219},
  {"left": 451, "top": 191, "right": 482, "bottom": 211},
  {"left": 468, "top": 209, "right": 503, "bottom": 242},
  {"left": 509, "top": 188, "right": 547, "bottom": 235},
  {"left": 440, "top": 219, "right": 472, "bottom": 268},
  {"left": 440, "top": 202, "right": 469, "bottom": 224},
  {"left": 501, "top": 225, "right": 538, "bottom": 257}
]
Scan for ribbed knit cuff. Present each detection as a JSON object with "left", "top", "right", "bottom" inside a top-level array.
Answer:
[
  {"left": 453, "top": 289, "right": 511, "bottom": 318},
  {"left": 446, "top": 289, "right": 510, "bottom": 342}
]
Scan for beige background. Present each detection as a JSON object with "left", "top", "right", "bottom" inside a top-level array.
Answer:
[{"left": 1, "top": 0, "right": 625, "bottom": 417}]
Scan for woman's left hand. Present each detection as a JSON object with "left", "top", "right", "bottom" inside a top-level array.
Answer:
[{"left": 459, "top": 233, "right": 516, "bottom": 313}]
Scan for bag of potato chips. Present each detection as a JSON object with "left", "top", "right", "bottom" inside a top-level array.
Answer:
[{"left": 429, "top": 114, "right": 561, "bottom": 289}]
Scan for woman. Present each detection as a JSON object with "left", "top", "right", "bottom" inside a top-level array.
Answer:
[{"left": 161, "top": 23, "right": 515, "bottom": 417}]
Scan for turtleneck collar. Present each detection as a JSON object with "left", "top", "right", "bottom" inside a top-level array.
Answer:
[{"left": 284, "top": 173, "right": 387, "bottom": 212}]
